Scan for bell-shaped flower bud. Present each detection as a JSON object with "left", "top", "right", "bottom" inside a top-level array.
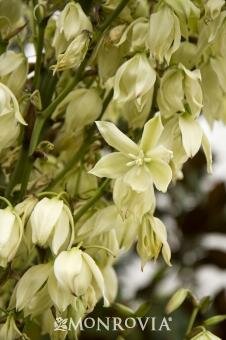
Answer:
[
  {"left": 104, "top": 88, "right": 153, "bottom": 129},
  {"left": 63, "top": 89, "right": 102, "bottom": 132},
  {"left": 0, "top": 206, "right": 23, "bottom": 267},
  {"left": 0, "top": 82, "right": 27, "bottom": 125},
  {"left": 0, "top": 51, "right": 28, "bottom": 96},
  {"left": 166, "top": 288, "right": 189, "bottom": 314},
  {"left": 116, "top": 18, "right": 149, "bottom": 54},
  {"left": 15, "top": 263, "right": 51, "bottom": 311},
  {"left": 51, "top": 31, "right": 90, "bottom": 73},
  {"left": 147, "top": 5, "right": 181, "bottom": 64},
  {"left": 137, "top": 214, "right": 171, "bottom": 269},
  {"left": 0, "top": 315, "right": 22, "bottom": 339},
  {"left": 29, "top": 197, "right": 74, "bottom": 255},
  {"left": 205, "top": 0, "right": 225, "bottom": 20},
  {"left": 52, "top": 2, "right": 92, "bottom": 56},
  {"left": 164, "top": 0, "right": 200, "bottom": 38},
  {"left": 113, "top": 53, "right": 156, "bottom": 111},
  {"left": 54, "top": 247, "right": 109, "bottom": 306},
  {"left": 113, "top": 177, "right": 156, "bottom": 221},
  {"left": 53, "top": 88, "right": 102, "bottom": 128},
  {"left": 157, "top": 64, "right": 203, "bottom": 118}
]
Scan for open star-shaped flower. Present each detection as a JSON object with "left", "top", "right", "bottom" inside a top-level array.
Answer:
[{"left": 90, "top": 113, "right": 173, "bottom": 193}]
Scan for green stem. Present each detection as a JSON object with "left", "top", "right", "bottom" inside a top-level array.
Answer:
[
  {"left": 5, "top": 145, "right": 27, "bottom": 199},
  {"left": 74, "top": 179, "right": 110, "bottom": 223},
  {"left": 33, "top": 19, "right": 46, "bottom": 89},
  {"left": 186, "top": 306, "right": 199, "bottom": 336}
]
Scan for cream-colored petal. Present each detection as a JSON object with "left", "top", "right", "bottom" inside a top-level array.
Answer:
[
  {"left": 148, "top": 160, "right": 172, "bottom": 192},
  {"left": 89, "top": 152, "right": 129, "bottom": 178},
  {"left": 73, "top": 259, "right": 92, "bottom": 296},
  {"left": 30, "top": 198, "right": 63, "bottom": 246},
  {"left": 16, "top": 263, "right": 51, "bottom": 311},
  {"left": 179, "top": 115, "right": 203, "bottom": 157},
  {"left": 54, "top": 248, "right": 83, "bottom": 293},
  {"left": 47, "top": 271, "right": 72, "bottom": 312},
  {"left": 202, "top": 132, "right": 212, "bottom": 174},
  {"left": 0, "top": 209, "right": 15, "bottom": 246},
  {"left": 82, "top": 252, "right": 109, "bottom": 307},
  {"left": 140, "top": 113, "right": 163, "bottom": 152},
  {"left": 51, "top": 209, "right": 70, "bottom": 255},
  {"left": 96, "top": 121, "right": 138, "bottom": 154},
  {"left": 123, "top": 165, "right": 152, "bottom": 193},
  {"left": 151, "top": 217, "right": 171, "bottom": 266}
]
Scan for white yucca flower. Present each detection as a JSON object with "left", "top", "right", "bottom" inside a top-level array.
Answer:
[
  {"left": 29, "top": 197, "right": 74, "bottom": 255},
  {"left": 52, "top": 31, "right": 90, "bottom": 73},
  {"left": 113, "top": 53, "right": 156, "bottom": 111},
  {"left": 54, "top": 247, "right": 109, "bottom": 306},
  {"left": 52, "top": 2, "right": 92, "bottom": 56},
  {"left": 0, "top": 207, "right": 23, "bottom": 267},
  {"left": 90, "top": 114, "right": 173, "bottom": 193},
  {"left": 0, "top": 51, "right": 28, "bottom": 96},
  {"left": 137, "top": 213, "right": 171, "bottom": 269},
  {"left": 147, "top": 5, "right": 181, "bottom": 64}
]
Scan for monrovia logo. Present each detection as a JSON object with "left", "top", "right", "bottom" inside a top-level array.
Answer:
[{"left": 54, "top": 316, "right": 173, "bottom": 332}]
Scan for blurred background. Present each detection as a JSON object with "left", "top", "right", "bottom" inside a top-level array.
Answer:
[{"left": 79, "top": 121, "right": 226, "bottom": 339}]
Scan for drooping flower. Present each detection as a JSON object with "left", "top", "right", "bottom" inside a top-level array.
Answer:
[
  {"left": 147, "top": 5, "right": 181, "bottom": 64},
  {"left": 54, "top": 247, "right": 109, "bottom": 306},
  {"left": 0, "top": 51, "right": 28, "bottom": 96},
  {"left": 137, "top": 213, "right": 171, "bottom": 269},
  {"left": 158, "top": 64, "right": 212, "bottom": 163},
  {"left": 15, "top": 263, "right": 52, "bottom": 311},
  {"left": 51, "top": 31, "right": 90, "bottom": 73},
  {"left": 29, "top": 197, "right": 74, "bottom": 255},
  {"left": 116, "top": 18, "right": 149, "bottom": 54},
  {"left": 0, "top": 207, "right": 23, "bottom": 267},
  {"left": 52, "top": 2, "right": 92, "bottom": 56},
  {"left": 113, "top": 53, "right": 156, "bottom": 111},
  {"left": 90, "top": 113, "right": 173, "bottom": 193}
]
